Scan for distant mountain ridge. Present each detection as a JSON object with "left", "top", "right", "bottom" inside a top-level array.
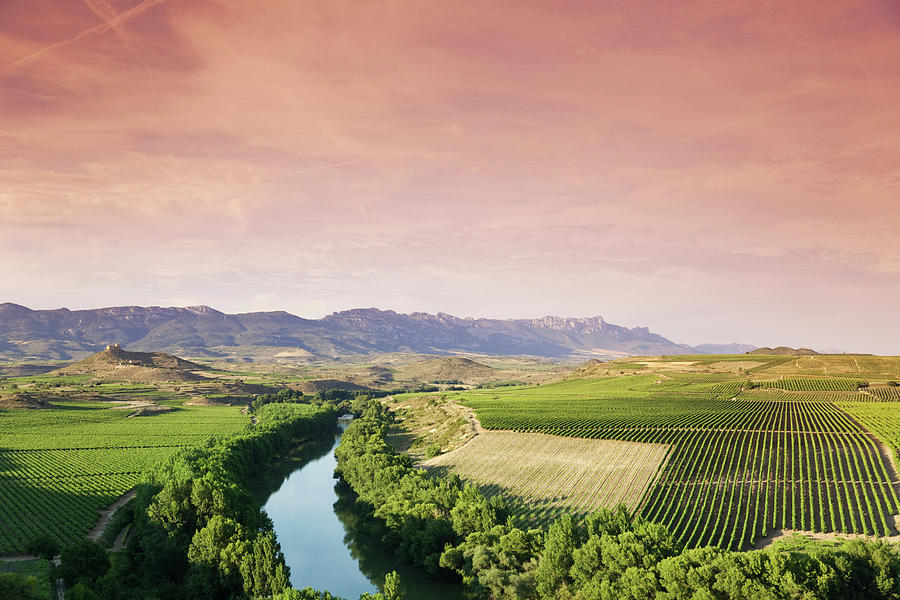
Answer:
[{"left": 0, "top": 303, "right": 753, "bottom": 360}]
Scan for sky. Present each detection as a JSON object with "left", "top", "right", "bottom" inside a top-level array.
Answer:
[{"left": 1, "top": 0, "right": 899, "bottom": 353}]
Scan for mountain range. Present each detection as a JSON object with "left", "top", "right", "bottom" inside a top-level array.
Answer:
[{"left": 0, "top": 303, "right": 754, "bottom": 361}]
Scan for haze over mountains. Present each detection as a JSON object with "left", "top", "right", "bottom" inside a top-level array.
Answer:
[{"left": 0, "top": 303, "right": 753, "bottom": 361}]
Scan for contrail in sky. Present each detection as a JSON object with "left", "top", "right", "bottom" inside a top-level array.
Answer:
[
  {"left": 79, "top": 0, "right": 146, "bottom": 64},
  {"left": 295, "top": 159, "right": 364, "bottom": 175},
  {"left": 1, "top": 0, "right": 166, "bottom": 76}
]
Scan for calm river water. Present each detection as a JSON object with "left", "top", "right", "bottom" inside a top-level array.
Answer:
[{"left": 254, "top": 425, "right": 465, "bottom": 600}]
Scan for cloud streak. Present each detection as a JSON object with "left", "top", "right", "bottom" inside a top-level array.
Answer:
[
  {"left": 78, "top": 0, "right": 146, "bottom": 64},
  {"left": 1, "top": 0, "right": 165, "bottom": 76},
  {"left": 294, "top": 159, "right": 364, "bottom": 175}
]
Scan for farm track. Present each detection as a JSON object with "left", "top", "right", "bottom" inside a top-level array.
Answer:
[
  {"left": 0, "top": 488, "right": 136, "bottom": 562},
  {"left": 87, "top": 489, "right": 135, "bottom": 542},
  {"left": 241, "top": 405, "right": 259, "bottom": 426},
  {"left": 754, "top": 514, "right": 900, "bottom": 549}
]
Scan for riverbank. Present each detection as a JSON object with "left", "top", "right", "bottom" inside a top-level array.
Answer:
[{"left": 257, "top": 424, "right": 464, "bottom": 599}]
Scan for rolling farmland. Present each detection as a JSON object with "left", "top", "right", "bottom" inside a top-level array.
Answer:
[
  {"left": 0, "top": 402, "right": 248, "bottom": 554},
  {"left": 422, "top": 430, "right": 668, "bottom": 525},
  {"left": 452, "top": 356, "right": 900, "bottom": 551}
]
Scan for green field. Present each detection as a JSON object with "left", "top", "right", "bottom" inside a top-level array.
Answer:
[
  {"left": 840, "top": 401, "right": 900, "bottom": 459},
  {"left": 0, "top": 403, "right": 248, "bottom": 554},
  {"left": 449, "top": 356, "right": 900, "bottom": 551}
]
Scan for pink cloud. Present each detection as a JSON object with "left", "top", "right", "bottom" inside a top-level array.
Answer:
[{"left": 0, "top": 0, "right": 898, "bottom": 352}]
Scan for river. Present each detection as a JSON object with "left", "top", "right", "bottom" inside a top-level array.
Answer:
[{"left": 253, "top": 423, "right": 466, "bottom": 600}]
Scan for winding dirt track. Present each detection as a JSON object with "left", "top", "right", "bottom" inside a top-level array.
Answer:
[
  {"left": 87, "top": 489, "right": 136, "bottom": 541},
  {"left": 0, "top": 489, "right": 136, "bottom": 562}
]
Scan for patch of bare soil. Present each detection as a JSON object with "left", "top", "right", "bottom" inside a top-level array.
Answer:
[
  {"left": 385, "top": 395, "right": 478, "bottom": 461},
  {"left": 88, "top": 490, "right": 136, "bottom": 542},
  {"left": 705, "top": 361, "right": 764, "bottom": 372},
  {"left": 110, "top": 400, "right": 174, "bottom": 417},
  {"left": 396, "top": 357, "right": 497, "bottom": 384},
  {"left": 0, "top": 554, "right": 40, "bottom": 562},
  {"left": 0, "top": 393, "right": 52, "bottom": 409},
  {"left": 241, "top": 405, "right": 259, "bottom": 425},
  {"left": 272, "top": 349, "right": 315, "bottom": 358},
  {"left": 755, "top": 517, "right": 900, "bottom": 549},
  {"left": 184, "top": 396, "right": 232, "bottom": 406},
  {"left": 634, "top": 361, "right": 698, "bottom": 371}
]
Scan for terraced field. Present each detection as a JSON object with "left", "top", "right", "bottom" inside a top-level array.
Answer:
[
  {"left": 422, "top": 431, "right": 668, "bottom": 525},
  {"left": 0, "top": 402, "right": 248, "bottom": 554},
  {"left": 451, "top": 356, "right": 900, "bottom": 551}
]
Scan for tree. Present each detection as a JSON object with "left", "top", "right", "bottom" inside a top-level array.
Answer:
[
  {"left": 26, "top": 533, "right": 60, "bottom": 560},
  {"left": 60, "top": 539, "right": 110, "bottom": 587},
  {"left": 69, "top": 580, "right": 99, "bottom": 600},
  {"left": 0, "top": 572, "right": 44, "bottom": 600},
  {"left": 535, "top": 514, "right": 579, "bottom": 598},
  {"left": 382, "top": 571, "right": 403, "bottom": 600},
  {"left": 244, "top": 531, "right": 291, "bottom": 597}
]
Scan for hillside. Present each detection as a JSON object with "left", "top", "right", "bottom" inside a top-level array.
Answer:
[
  {"left": 0, "top": 303, "right": 752, "bottom": 361},
  {"left": 396, "top": 357, "right": 497, "bottom": 383},
  {"left": 0, "top": 391, "right": 52, "bottom": 410},
  {"left": 748, "top": 346, "right": 820, "bottom": 356},
  {"left": 288, "top": 379, "right": 369, "bottom": 394},
  {"left": 55, "top": 344, "right": 207, "bottom": 382}
]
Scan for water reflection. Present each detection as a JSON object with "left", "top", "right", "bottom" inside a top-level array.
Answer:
[{"left": 253, "top": 427, "right": 465, "bottom": 600}]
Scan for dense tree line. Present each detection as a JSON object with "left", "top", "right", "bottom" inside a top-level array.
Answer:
[
  {"left": 250, "top": 386, "right": 439, "bottom": 413},
  {"left": 335, "top": 401, "right": 507, "bottom": 576},
  {"left": 56, "top": 401, "right": 403, "bottom": 600},
  {"left": 335, "top": 406, "right": 900, "bottom": 600},
  {"left": 0, "top": 571, "right": 46, "bottom": 600}
]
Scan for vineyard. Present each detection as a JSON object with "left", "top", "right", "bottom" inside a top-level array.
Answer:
[
  {"left": 753, "top": 378, "right": 865, "bottom": 392},
  {"left": 454, "top": 365, "right": 900, "bottom": 551},
  {"left": 422, "top": 430, "right": 668, "bottom": 525},
  {"left": 0, "top": 403, "right": 248, "bottom": 554},
  {"left": 839, "top": 401, "right": 900, "bottom": 460},
  {"left": 869, "top": 386, "right": 900, "bottom": 401}
]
